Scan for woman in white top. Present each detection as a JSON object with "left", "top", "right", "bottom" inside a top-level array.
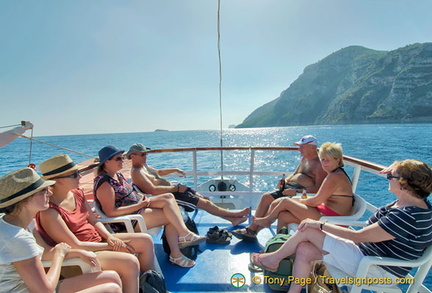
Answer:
[{"left": 0, "top": 167, "right": 122, "bottom": 293}]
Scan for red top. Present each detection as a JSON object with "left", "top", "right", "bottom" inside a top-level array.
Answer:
[{"left": 36, "top": 189, "right": 102, "bottom": 246}]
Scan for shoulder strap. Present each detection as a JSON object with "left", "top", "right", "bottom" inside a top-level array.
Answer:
[{"left": 334, "top": 167, "right": 351, "bottom": 183}]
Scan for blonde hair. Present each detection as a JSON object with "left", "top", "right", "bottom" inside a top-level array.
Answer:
[
  {"left": 390, "top": 159, "right": 432, "bottom": 199},
  {"left": 318, "top": 142, "right": 344, "bottom": 167}
]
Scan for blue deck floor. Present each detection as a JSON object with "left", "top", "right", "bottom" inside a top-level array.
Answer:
[
  {"left": 151, "top": 210, "right": 390, "bottom": 293},
  {"left": 152, "top": 210, "right": 292, "bottom": 293}
]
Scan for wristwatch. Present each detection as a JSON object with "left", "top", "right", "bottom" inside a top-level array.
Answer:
[{"left": 320, "top": 220, "right": 327, "bottom": 230}]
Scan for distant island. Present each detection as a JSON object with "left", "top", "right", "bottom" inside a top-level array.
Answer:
[
  {"left": 154, "top": 129, "right": 169, "bottom": 132},
  {"left": 236, "top": 43, "right": 432, "bottom": 128}
]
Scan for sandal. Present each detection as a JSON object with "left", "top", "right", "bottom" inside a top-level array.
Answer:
[
  {"left": 169, "top": 255, "right": 195, "bottom": 268},
  {"left": 250, "top": 253, "right": 278, "bottom": 273},
  {"left": 207, "top": 226, "right": 220, "bottom": 236},
  {"left": 206, "top": 226, "right": 220, "bottom": 239},
  {"left": 232, "top": 227, "right": 257, "bottom": 241},
  {"left": 206, "top": 229, "right": 232, "bottom": 244},
  {"left": 178, "top": 232, "right": 206, "bottom": 248}
]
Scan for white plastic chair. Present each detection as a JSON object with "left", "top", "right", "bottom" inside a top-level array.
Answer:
[
  {"left": 320, "top": 194, "right": 367, "bottom": 222},
  {"left": 92, "top": 204, "right": 163, "bottom": 274},
  {"left": 93, "top": 203, "right": 162, "bottom": 236},
  {"left": 42, "top": 258, "right": 92, "bottom": 274},
  {"left": 324, "top": 218, "right": 432, "bottom": 293},
  {"left": 325, "top": 243, "right": 432, "bottom": 293},
  {"left": 28, "top": 221, "right": 93, "bottom": 275},
  {"left": 288, "top": 194, "right": 368, "bottom": 232}
]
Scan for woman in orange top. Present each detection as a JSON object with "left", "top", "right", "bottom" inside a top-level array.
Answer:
[{"left": 37, "top": 154, "right": 154, "bottom": 293}]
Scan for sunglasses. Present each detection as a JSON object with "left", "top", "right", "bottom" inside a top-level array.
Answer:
[
  {"left": 386, "top": 174, "right": 400, "bottom": 180},
  {"left": 111, "top": 156, "right": 124, "bottom": 162},
  {"left": 55, "top": 171, "right": 81, "bottom": 179}
]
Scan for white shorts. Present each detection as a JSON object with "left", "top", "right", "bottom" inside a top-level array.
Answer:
[{"left": 322, "top": 233, "right": 398, "bottom": 281}]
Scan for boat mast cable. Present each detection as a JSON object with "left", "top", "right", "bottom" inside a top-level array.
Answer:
[
  {"left": 217, "top": 0, "right": 224, "bottom": 179},
  {"left": 28, "top": 128, "right": 34, "bottom": 165},
  {"left": 17, "top": 134, "right": 94, "bottom": 159}
]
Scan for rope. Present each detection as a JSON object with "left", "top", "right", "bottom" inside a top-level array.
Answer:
[
  {"left": 217, "top": 0, "right": 224, "bottom": 179},
  {"left": 17, "top": 134, "right": 95, "bottom": 159}
]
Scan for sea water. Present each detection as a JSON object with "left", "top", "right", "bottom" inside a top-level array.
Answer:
[
  {"left": 1, "top": 123, "right": 431, "bottom": 208},
  {"left": 1, "top": 123, "right": 431, "bottom": 289}
]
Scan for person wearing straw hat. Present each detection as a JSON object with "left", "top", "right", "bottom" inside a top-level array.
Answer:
[
  {"left": 0, "top": 167, "right": 122, "bottom": 293},
  {"left": 36, "top": 154, "right": 154, "bottom": 293},
  {"left": 94, "top": 145, "right": 206, "bottom": 268}
]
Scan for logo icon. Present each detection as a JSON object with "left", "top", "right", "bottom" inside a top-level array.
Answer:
[
  {"left": 230, "top": 273, "right": 246, "bottom": 288},
  {"left": 252, "top": 275, "right": 262, "bottom": 284}
]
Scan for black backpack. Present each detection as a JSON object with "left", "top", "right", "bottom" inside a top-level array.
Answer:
[
  {"left": 161, "top": 214, "right": 200, "bottom": 260},
  {"left": 139, "top": 269, "right": 167, "bottom": 293}
]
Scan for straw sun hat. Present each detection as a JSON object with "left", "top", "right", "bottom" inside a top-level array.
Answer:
[
  {"left": 39, "top": 154, "right": 82, "bottom": 180},
  {"left": 0, "top": 167, "right": 55, "bottom": 209}
]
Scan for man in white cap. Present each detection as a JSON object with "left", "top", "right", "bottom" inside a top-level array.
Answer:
[{"left": 232, "top": 135, "right": 326, "bottom": 240}]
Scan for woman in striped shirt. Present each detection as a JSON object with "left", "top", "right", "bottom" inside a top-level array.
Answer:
[{"left": 250, "top": 159, "right": 432, "bottom": 293}]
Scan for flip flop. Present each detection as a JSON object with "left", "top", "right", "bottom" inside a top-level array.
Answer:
[
  {"left": 232, "top": 227, "right": 257, "bottom": 241},
  {"left": 250, "top": 253, "right": 278, "bottom": 273},
  {"left": 248, "top": 262, "right": 263, "bottom": 272}
]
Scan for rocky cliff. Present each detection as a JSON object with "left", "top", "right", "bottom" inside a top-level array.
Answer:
[{"left": 236, "top": 43, "right": 432, "bottom": 128}]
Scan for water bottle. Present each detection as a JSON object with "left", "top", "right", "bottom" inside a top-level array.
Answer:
[
  {"left": 279, "top": 174, "right": 286, "bottom": 191},
  {"left": 301, "top": 189, "right": 308, "bottom": 199}
]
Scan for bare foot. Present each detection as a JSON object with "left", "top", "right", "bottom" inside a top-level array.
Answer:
[
  {"left": 241, "top": 207, "right": 251, "bottom": 217},
  {"left": 229, "top": 215, "right": 248, "bottom": 226},
  {"left": 252, "top": 216, "right": 272, "bottom": 228},
  {"left": 251, "top": 253, "right": 278, "bottom": 272},
  {"left": 230, "top": 207, "right": 250, "bottom": 218}
]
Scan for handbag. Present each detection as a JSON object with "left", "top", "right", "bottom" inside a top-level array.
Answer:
[
  {"left": 139, "top": 269, "right": 167, "bottom": 293},
  {"left": 307, "top": 262, "right": 341, "bottom": 293},
  {"left": 161, "top": 214, "right": 200, "bottom": 260}
]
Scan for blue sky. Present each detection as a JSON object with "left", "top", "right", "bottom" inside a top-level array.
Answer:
[{"left": 1, "top": 0, "right": 431, "bottom": 136}]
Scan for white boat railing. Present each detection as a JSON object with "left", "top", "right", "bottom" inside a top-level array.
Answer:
[
  {"left": 148, "top": 146, "right": 386, "bottom": 197},
  {"left": 147, "top": 146, "right": 389, "bottom": 213}
]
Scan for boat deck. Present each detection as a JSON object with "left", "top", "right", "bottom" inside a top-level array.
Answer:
[{"left": 154, "top": 209, "right": 282, "bottom": 293}]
